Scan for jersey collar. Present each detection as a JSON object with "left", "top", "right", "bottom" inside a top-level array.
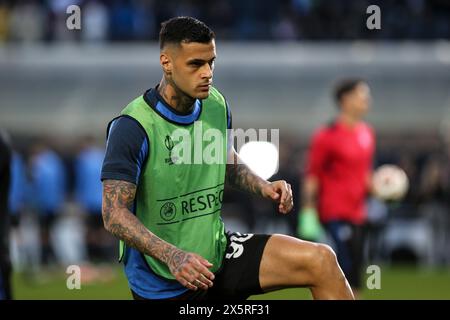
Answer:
[{"left": 143, "top": 86, "right": 202, "bottom": 125}]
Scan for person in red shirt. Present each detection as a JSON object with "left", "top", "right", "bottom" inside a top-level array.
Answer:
[{"left": 300, "top": 78, "right": 375, "bottom": 296}]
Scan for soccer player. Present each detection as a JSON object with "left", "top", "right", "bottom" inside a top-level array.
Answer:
[
  {"left": 0, "top": 131, "right": 12, "bottom": 299},
  {"left": 101, "top": 17, "right": 354, "bottom": 300},
  {"left": 300, "top": 78, "right": 375, "bottom": 297}
]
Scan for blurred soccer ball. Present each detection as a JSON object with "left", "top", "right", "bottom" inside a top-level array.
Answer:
[{"left": 372, "top": 164, "right": 409, "bottom": 201}]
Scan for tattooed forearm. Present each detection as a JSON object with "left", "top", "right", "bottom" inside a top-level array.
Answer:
[
  {"left": 225, "top": 151, "right": 269, "bottom": 196},
  {"left": 102, "top": 180, "right": 135, "bottom": 226},
  {"left": 102, "top": 180, "right": 186, "bottom": 269}
]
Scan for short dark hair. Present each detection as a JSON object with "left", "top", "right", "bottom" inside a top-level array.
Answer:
[
  {"left": 333, "top": 78, "right": 366, "bottom": 105},
  {"left": 159, "top": 17, "right": 215, "bottom": 50}
]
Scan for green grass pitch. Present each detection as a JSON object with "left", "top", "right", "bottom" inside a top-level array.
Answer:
[{"left": 11, "top": 265, "right": 450, "bottom": 300}]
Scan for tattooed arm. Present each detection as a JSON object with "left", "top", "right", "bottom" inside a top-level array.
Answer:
[
  {"left": 102, "top": 179, "right": 215, "bottom": 290},
  {"left": 226, "top": 148, "right": 294, "bottom": 214},
  {"left": 225, "top": 148, "right": 270, "bottom": 196}
]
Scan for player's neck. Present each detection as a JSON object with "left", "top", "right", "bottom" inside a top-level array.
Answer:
[
  {"left": 158, "top": 78, "right": 196, "bottom": 114},
  {"left": 338, "top": 113, "right": 360, "bottom": 128}
]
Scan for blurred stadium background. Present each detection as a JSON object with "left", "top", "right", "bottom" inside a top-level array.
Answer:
[{"left": 1, "top": 0, "right": 450, "bottom": 299}]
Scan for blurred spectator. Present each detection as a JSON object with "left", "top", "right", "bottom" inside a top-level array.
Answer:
[
  {"left": 109, "top": 0, "right": 135, "bottom": 41},
  {"left": 270, "top": 138, "right": 301, "bottom": 235},
  {"left": 82, "top": 0, "right": 109, "bottom": 42},
  {"left": 51, "top": 201, "right": 87, "bottom": 266},
  {"left": 205, "top": 0, "right": 233, "bottom": 38},
  {"left": 398, "top": 151, "right": 421, "bottom": 208},
  {"left": 365, "top": 197, "right": 388, "bottom": 264},
  {"left": 272, "top": 13, "right": 298, "bottom": 41},
  {"left": 8, "top": 0, "right": 46, "bottom": 43},
  {"left": 1, "top": 0, "right": 449, "bottom": 42},
  {"left": 48, "top": 0, "right": 82, "bottom": 42},
  {"left": 9, "top": 151, "right": 32, "bottom": 270},
  {"left": 30, "top": 141, "right": 67, "bottom": 266},
  {"left": 74, "top": 136, "right": 114, "bottom": 262},
  {"left": 8, "top": 153, "right": 28, "bottom": 220},
  {"left": 418, "top": 154, "right": 450, "bottom": 265},
  {"left": 131, "top": 0, "right": 156, "bottom": 41},
  {"left": 7, "top": 152, "right": 28, "bottom": 271},
  {"left": 419, "top": 154, "right": 448, "bottom": 202},
  {"left": 0, "top": 3, "right": 9, "bottom": 42},
  {"left": 173, "top": 1, "right": 200, "bottom": 19}
]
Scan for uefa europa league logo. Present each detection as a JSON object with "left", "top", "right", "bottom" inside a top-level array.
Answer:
[{"left": 165, "top": 135, "right": 176, "bottom": 165}]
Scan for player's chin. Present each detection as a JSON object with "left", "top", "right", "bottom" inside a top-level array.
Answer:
[{"left": 195, "top": 87, "right": 211, "bottom": 99}]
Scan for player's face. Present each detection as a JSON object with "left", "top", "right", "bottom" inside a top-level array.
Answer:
[
  {"left": 347, "top": 83, "right": 371, "bottom": 117},
  {"left": 170, "top": 40, "right": 216, "bottom": 100}
]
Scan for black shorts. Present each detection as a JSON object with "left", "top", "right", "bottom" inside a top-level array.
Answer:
[{"left": 132, "top": 231, "right": 271, "bottom": 300}]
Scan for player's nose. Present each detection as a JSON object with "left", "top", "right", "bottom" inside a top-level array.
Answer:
[{"left": 201, "top": 64, "right": 213, "bottom": 79}]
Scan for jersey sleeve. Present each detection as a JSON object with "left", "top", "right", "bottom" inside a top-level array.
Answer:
[
  {"left": 306, "top": 129, "right": 330, "bottom": 179},
  {"left": 101, "top": 116, "right": 149, "bottom": 185}
]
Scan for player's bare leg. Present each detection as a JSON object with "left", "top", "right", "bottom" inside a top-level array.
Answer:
[
  {"left": 259, "top": 234, "right": 354, "bottom": 300},
  {"left": 352, "top": 289, "right": 361, "bottom": 300}
]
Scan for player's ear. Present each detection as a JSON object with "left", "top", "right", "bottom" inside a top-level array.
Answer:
[{"left": 160, "top": 52, "right": 172, "bottom": 75}]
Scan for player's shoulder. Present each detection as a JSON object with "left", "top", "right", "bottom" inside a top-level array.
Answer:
[
  {"left": 121, "top": 94, "right": 147, "bottom": 115},
  {"left": 315, "top": 122, "right": 336, "bottom": 137},
  {"left": 310, "top": 120, "right": 342, "bottom": 146},
  {"left": 358, "top": 121, "right": 375, "bottom": 136},
  {"left": 117, "top": 92, "right": 159, "bottom": 132},
  {"left": 106, "top": 114, "right": 149, "bottom": 150},
  {"left": 207, "top": 86, "right": 227, "bottom": 106},
  {"left": 110, "top": 115, "right": 143, "bottom": 131},
  {"left": 309, "top": 126, "right": 329, "bottom": 148},
  {"left": 209, "top": 86, "right": 223, "bottom": 98}
]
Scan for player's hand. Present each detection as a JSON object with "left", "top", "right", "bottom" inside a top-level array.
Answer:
[
  {"left": 168, "top": 250, "right": 215, "bottom": 291},
  {"left": 261, "top": 180, "right": 294, "bottom": 214}
]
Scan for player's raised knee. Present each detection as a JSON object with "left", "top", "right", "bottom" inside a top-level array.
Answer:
[
  {"left": 317, "top": 244, "right": 349, "bottom": 283},
  {"left": 310, "top": 243, "right": 339, "bottom": 274},
  {"left": 318, "top": 244, "right": 337, "bottom": 263}
]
